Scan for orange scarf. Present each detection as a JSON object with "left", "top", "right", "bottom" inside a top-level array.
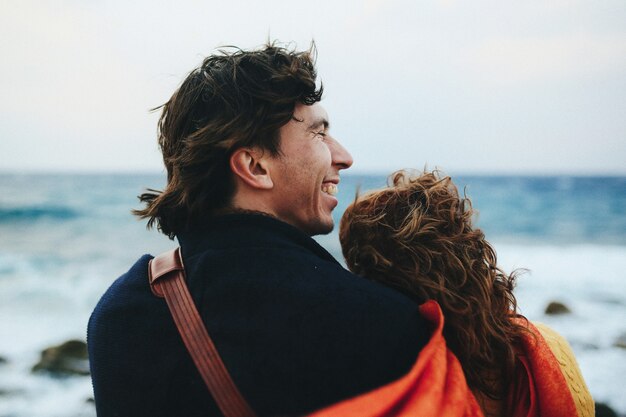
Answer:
[
  {"left": 308, "top": 301, "right": 579, "bottom": 417},
  {"left": 512, "top": 319, "right": 580, "bottom": 417}
]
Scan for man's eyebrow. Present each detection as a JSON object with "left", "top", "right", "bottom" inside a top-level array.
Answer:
[{"left": 307, "top": 117, "right": 329, "bottom": 130}]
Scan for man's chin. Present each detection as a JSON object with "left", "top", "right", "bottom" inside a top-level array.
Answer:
[{"left": 306, "top": 219, "right": 335, "bottom": 237}]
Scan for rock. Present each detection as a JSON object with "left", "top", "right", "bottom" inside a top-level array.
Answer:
[
  {"left": 32, "top": 339, "right": 89, "bottom": 377},
  {"left": 613, "top": 333, "right": 626, "bottom": 349},
  {"left": 577, "top": 342, "right": 600, "bottom": 351},
  {"left": 0, "top": 387, "right": 23, "bottom": 397},
  {"left": 545, "top": 301, "right": 571, "bottom": 315},
  {"left": 595, "top": 402, "right": 618, "bottom": 417}
]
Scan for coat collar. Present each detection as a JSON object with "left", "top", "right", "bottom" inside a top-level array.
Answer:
[{"left": 177, "top": 212, "right": 341, "bottom": 265}]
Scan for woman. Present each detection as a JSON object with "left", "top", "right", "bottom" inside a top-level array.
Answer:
[{"left": 311, "top": 170, "right": 593, "bottom": 417}]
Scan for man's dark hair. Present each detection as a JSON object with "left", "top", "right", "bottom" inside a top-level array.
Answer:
[{"left": 133, "top": 42, "right": 323, "bottom": 239}]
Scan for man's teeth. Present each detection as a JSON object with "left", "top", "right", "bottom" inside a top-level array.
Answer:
[{"left": 322, "top": 184, "right": 338, "bottom": 196}]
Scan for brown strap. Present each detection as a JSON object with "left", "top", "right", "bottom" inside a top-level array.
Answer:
[{"left": 148, "top": 248, "right": 257, "bottom": 417}]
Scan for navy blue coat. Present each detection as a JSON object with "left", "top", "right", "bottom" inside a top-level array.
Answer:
[{"left": 88, "top": 213, "right": 429, "bottom": 417}]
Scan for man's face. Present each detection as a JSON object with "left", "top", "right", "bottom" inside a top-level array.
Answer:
[{"left": 268, "top": 103, "right": 353, "bottom": 235}]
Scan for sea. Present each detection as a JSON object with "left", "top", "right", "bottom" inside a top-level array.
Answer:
[{"left": 0, "top": 173, "right": 625, "bottom": 416}]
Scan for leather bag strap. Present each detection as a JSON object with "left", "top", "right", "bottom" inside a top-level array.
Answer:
[{"left": 148, "top": 248, "right": 257, "bottom": 417}]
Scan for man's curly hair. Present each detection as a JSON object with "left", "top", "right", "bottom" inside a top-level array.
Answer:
[
  {"left": 339, "top": 170, "right": 529, "bottom": 401},
  {"left": 134, "top": 42, "right": 323, "bottom": 238}
]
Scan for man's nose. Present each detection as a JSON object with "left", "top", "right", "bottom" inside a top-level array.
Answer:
[{"left": 332, "top": 139, "right": 353, "bottom": 170}]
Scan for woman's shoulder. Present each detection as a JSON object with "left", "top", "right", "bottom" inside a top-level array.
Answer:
[{"left": 530, "top": 321, "right": 595, "bottom": 417}]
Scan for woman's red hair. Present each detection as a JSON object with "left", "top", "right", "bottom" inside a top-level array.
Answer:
[{"left": 339, "top": 170, "right": 529, "bottom": 400}]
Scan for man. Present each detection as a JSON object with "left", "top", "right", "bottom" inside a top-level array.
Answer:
[{"left": 88, "top": 43, "right": 429, "bottom": 417}]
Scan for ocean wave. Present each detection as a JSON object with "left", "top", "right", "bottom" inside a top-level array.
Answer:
[{"left": 0, "top": 206, "right": 80, "bottom": 222}]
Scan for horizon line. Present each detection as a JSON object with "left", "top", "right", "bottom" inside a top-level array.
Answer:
[{"left": 1, "top": 169, "right": 625, "bottom": 178}]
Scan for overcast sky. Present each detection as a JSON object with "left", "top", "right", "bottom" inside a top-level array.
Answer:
[{"left": 1, "top": 0, "right": 625, "bottom": 174}]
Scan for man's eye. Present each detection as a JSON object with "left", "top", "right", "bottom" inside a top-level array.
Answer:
[{"left": 315, "top": 131, "right": 327, "bottom": 138}]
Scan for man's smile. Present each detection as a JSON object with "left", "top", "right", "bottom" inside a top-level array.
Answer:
[{"left": 322, "top": 182, "right": 338, "bottom": 196}]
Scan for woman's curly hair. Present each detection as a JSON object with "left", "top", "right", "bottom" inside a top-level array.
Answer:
[
  {"left": 339, "top": 170, "right": 529, "bottom": 400},
  {"left": 133, "top": 42, "right": 322, "bottom": 238}
]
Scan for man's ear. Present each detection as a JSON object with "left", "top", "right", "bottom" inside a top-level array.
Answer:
[{"left": 230, "top": 148, "right": 274, "bottom": 190}]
